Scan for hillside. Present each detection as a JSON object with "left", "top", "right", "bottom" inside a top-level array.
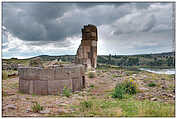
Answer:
[{"left": 3, "top": 52, "right": 175, "bottom": 68}]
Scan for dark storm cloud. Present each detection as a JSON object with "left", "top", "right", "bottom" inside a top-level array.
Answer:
[
  {"left": 2, "top": 2, "right": 130, "bottom": 44},
  {"left": 2, "top": 2, "right": 174, "bottom": 58}
]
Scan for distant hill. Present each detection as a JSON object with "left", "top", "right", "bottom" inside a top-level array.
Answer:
[{"left": 3, "top": 52, "right": 175, "bottom": 68}]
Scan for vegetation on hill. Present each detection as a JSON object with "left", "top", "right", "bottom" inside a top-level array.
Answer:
[{"left": 2, "top": 52, "right": 175, "bottom": 69}]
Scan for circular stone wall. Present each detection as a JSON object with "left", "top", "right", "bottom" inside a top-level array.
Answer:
[{"left": 18, "top": 64, "right": 85, "bottom": 95}]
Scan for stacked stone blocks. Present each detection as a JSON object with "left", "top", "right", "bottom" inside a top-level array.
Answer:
[
  {"left": 18, "top": 64, "right": 85, "bottom": 95},
  {"left": 75, "top": 24, "right": 98, "bottom": 70}
]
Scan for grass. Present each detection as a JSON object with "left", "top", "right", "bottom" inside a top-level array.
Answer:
[
  {"left": 62, "top": 96, "right": 174, "bottom": 117},
  {"left": 148, "top": 82, "right": 156, "bottom": 87},
  {"left": 138, "top": 100, "right": 175, "bottom": 117},
  {"left": 80, "top": 100, "right": 93, "bottom": 111},
  {"left": 112, "top": 74, "right": 121, "bottom": 78},
  {"left": 90, "top": 84, "right": 94, "bottom": 88},
  {"left": 62, "top": 86, "right": 71, "bottom": 97},
  {"left": 2, "top": 70, "right": 8, "bottom": 80},
  {"left": 31, "top": 102, "right": 43, "bottom": 113}
]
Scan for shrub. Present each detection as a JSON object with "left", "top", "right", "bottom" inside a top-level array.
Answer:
[
  {"left": 90, "top": 84, "right": 94, "bottom": 88},
  {"left": 31, "top": 102, "right": 43, "bottom": 113},
  {"left": 80, "top": 100, "right": 93, "bottom": 111},
  {"left": 112, "top": 79, "right": 137, "bottom": 99},
  {"left": 112, "top": 84, "right": 125, "bottom": 99},
  {"left": 123, "top": 79, "right": 137, "bottom": 95},
  {"left": 62, "top": 86, "right": 71, "bottom": 97},
  {"left": 2, "top": 70, "right": 8, "bottom": 80},
  {"left": 148, "top": 82, "right": 156, "bottom": 87}
]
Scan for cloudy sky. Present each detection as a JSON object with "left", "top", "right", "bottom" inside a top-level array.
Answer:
[{"left": 2, "top": 2, "right": 175, "bottom": 59}]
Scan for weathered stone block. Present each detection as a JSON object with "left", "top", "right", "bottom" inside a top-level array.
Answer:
[
  {"left": 18, "top": 64, "right": 85, "bottom": 95},
  {"left": 75, "top": 24, "right": 98, "bottom": 69}
]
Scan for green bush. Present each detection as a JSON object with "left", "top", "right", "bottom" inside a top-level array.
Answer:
[
  {"left": 2, "top": 71, "right": 8, "bottom": 80},
  {"left": 62, "top": 86, "right": 71, "bottom": 97},
  {"left": 112, "top": 79, "right": 137, "bottom": 99},
  {"left": 90, "top": 84, "right": 94, "bottom": 88},
  {"left": 112, "top": 84, "right": 125, "bottom": 99},
  {"left": 80, "top": 100, "right": 93, "bottom": 111},
  {"left": 31, "top": 102, "right": 43, "bottom": 113},
  {"left": 123, "top": 79, "right": 137, "bottom": 95},
  {"left": 148, "top": 82, "right": 156, "bottom": 87},
  {"left": 88, "top": 72, "right": 96, "bottom": 78}
]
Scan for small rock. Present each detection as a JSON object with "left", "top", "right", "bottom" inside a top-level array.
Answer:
[
  {"left": 58, "top": 109, "right": 69, "bottom": 114},
  {"left": 3, "top": 104, "right": 17, "bottom": 110},
  {"left": 162, "top": 93, "right": 168, "bottom": 96},
  {"left": 161, "top": 78, "right": 165, "bottom": 80},
  {"left": 151, "top": 97, "right": 157, "bottom": 101},
  {"left": 73, "top": 94, "right": 79, "bottom": 97},
  {"left": 39, "top": 109, "right": 50, "bottom": 114},
  {"left": 139, "top": 87, "right": 149, "bottom": 91},
  {"left": 26, "top": 108, "right": 31, "bottom": 113},
  {"left": 74, "top": 91, "right": 80, "bottom": 93},
  {"left": 112, "top": 78, "right": 117, "bottom": 81},
  {"left": 168, "top": 94, "right": 173, "bottom": 97},
  {"left": 161, "top": 86, "right": 167, "bottom": 89}
]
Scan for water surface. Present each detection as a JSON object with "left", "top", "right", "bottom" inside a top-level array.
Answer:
[{"left": 139, "top": 68, "right": 175, "bottom": 75}]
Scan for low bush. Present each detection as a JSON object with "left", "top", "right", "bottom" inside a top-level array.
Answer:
[
  {"left": 62, "top": 86, "right": 71, "bottom": 97},
  {"left": 90, "top": 84, "right": 94, "bottom": 88},
  {"left": 112, "top": 79, "right": 137, "bottom": 99},
  {"left": 31, "top": 102, "right": 43, "bottom": 113},
  {"left": 80, "top": 100, "right": 93, "bottom": 111},
  {"left": 148, "top": 82, "right": 156, "bottom": 87}
]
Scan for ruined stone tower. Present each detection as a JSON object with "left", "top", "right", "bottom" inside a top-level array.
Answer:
[{"left": 75, "top": 24, "right": 98, "bottom": 70}]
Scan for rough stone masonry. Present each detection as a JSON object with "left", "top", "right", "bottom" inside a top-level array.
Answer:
[
  {"left": 18, "top": 64, "right": 85, "bottom": 95},
  {"left": 75, "top": 24, "right": 98, "bottom": 70}
]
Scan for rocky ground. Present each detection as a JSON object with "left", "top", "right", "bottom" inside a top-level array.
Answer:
[{"left": 2, "top": 68, "right": 175, "bottom": 117}]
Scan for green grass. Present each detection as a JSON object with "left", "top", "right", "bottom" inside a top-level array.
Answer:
[
  {"left": 80, "top": 100, "right": 93, "bottom": 112},
  {"left": 112, "top": 74, "right": 121, "bottom": 78},
  {"left": 62, "top": 87, "right": 71, "bottom": 97},
  {"left": 62, "top": 96, "right": 174, "bottom": 117},
  {"left": 2, "top": 70, "right": 8, "bottom": 80},
  {"left": 90, "top": 84, "right": 94, "bottom": 88},
  {"left": 148, "top": 82, "right": 156, "bottom": 87},
  {"left": 31, "top": 102, "right": 43, "bottom": 113}
]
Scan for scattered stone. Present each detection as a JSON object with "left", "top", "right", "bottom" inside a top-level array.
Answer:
[
  {"left": 74, "top": 91, "right": 80, "bottom": 94},
  {"left": 58, "top": 109, "right": 69, "bottom": 114},
  {"left": 162, "top": 93, "right": 168, "bottom": 96},
  {"left": 161, "top": 78, "right": 165, "bottom": 80},
  {"left": 3, "top": 104, "right": 17, "bottom": 110},
  {"left": 39, "top": 109, "right": 50, "bottom": 114},
  {"left": 168, "top": 94, "right": 173, "bottom": 97},
  {"left": 151, "top": 97, "right": 157, "bottom": 101},
  {"left": 139, "top": 87, "right": 149, "bottom": 91},
  {"left": 26, "top": 108, "right": 31, "bottom": 113},
  {"left": 161, "top": 86, "right": 167, "bottom": 90}
]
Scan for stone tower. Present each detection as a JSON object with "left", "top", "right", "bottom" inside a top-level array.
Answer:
[{"left": 75, "top": 24, "right": 98, "bottom": 70}]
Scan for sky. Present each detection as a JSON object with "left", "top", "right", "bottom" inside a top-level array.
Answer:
[{"left": 2, "top": 2, "right": 175, "bottom": 59}]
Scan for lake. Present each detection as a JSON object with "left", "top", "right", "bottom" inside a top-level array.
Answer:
[{"left": 139, "top": 68, "right": 175, "bottom": 75}]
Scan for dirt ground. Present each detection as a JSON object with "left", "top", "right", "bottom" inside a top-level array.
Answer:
[{"left": 2, "top": 69, "right": 175, "bottom": 117}]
